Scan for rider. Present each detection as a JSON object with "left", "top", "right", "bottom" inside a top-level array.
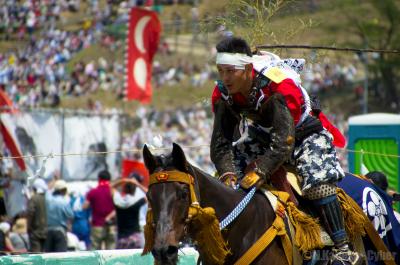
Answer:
[{"left": 210, "top": 36, "right": 362, "bottom": 265}]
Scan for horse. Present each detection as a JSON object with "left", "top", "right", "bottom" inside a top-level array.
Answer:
[
  {"left": 142, "top": 143, "right": 397, "bottom": 265},
  {"left": 142, "top": 143, "right": 288, "bottom": 265}
]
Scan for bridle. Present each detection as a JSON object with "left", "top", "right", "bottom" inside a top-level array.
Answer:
[{"left": 149, "top": 170, "right": 201, "bottom": 241}]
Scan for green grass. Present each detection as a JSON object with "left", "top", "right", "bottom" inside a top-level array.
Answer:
[
  {"left": 0, "top": 40, "right": 25, "bottom": 53},
  {"left": 66, "top": 44, "right": 124, "bottom": 73},
  {"left": 150, "top": 79, "right": 214, "bottom": 111},
  {"left": 60, "top": 89, "right": 120, "bottom": 110},
  {"left": 60, "top": 79, "right": 214, "bottom": 114},
  {"left": 61, "top": 42, "right": 214, "bottom": 113}
]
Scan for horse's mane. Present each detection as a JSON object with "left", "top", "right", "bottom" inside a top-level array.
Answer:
[
  {"left": 148, "top": 147, "right": 243, "bottom": 197},
  {"left": 187, "top": 163, "right": 218, "bottom": 183},
  {"left": 187, "top": 162, "right": 245, "bottom": 197}
]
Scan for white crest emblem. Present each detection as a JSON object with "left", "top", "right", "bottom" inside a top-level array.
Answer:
[{"left": 362, "top": 187, "right": 392, "bottom": 238}]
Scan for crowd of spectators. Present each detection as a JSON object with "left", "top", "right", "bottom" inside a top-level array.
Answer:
[
  {"left": 0, "top": 0, "right": 108, "bottom": 41},
  {"left": 0, "top": 8, "right": 217, "bottom": 111},
  {"left": 1, "top": 0, "right": 67, "bottom": 41},
  {"left": 0, "top": 169, "right": 148, "bottom": 252},
  {"left": 0, "top": 0, "right": 116, "bottom": 109},
  {"left": 302, "top": 57, "right": 359, "bottom": 95},
  {"left": 0, "top": 1, "right": 366, "bottom": 120},
  {"left": 122, "top": 104, "right": 216, "bottom": 173},
  {"left": 0, "top": 0, "right": 364, "bottom": 111},
  {"left": 0, "top": 28, "right": 97, "bottom": 108},
  {"left": 152, "top": 58, "right": 215, "bottom": 89}
]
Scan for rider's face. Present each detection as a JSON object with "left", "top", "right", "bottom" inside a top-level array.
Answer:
[{"left": 217, "top": 64, "right": 253, "bottom": 95}]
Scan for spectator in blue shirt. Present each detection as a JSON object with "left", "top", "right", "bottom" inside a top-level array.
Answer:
[
  {"left": 44, "top": 180, "right": 73, "bottom": 252},
  {"left": 70, "top": 192, "right": 91, "bottom": 249}
]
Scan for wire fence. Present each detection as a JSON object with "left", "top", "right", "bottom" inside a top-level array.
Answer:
[
  {"left": 256, "top": 45, "right": 400, "bottom": 54},
  {"left": 0, "top": 145, "right": 399, "bottom": 161}
]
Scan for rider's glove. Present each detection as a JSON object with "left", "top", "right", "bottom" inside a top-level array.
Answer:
[
  {"left": 240, "top": 171, "right": 264, "bottom": 190},
  {"left": 218, "top": 172, "right": 238, "bottom": 188}
]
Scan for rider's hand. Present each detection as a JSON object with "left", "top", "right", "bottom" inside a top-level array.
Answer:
[
  {"left": 219, "top": 172, "right": 238, "bottom": 188},
  {"left": 240, "top": 171, "right": 263, "bottom": 190}
]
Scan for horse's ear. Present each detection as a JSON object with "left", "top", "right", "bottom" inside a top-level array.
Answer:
[
  {"left": 172, "top": 143, "right": 188, "bottom": 172},
  {"left": 143, "top": 144, "right": 157, "bottom": 173}
]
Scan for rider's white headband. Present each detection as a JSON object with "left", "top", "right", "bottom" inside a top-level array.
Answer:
[{"left": 216, "top": 53, "right": 253, "bottom": 70}]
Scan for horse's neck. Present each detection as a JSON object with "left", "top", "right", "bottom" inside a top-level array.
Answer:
[{"left": 189, "top": 167, "right": 242, "bottom": 220}]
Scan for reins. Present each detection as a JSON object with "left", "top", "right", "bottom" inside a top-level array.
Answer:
[
  {"left": 145, "top": 170, "right": 290, "bottom": 265},
  {"left": 219, "top": 186, "right": 257, "bottom": 230}
]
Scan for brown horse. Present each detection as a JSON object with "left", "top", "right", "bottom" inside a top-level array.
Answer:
[{"left": 143, "top": 143, "right": 288, "bottom": 265}]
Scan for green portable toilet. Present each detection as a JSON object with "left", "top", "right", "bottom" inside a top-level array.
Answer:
[{"left": 348, "top": 113, "right": 400, "bottom": 195}]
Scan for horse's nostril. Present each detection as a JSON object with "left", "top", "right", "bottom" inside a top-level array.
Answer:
[
  {"left": 152, "top": 246, "right": 178, "bottom": 260},
  {"left": 167, "top": 245, "right": 178, "bottom": 256},
  {"left": 151, "top": 249, "right": 161, "bottom": 258}
]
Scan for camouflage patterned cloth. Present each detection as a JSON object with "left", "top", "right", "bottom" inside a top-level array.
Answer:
[
  {"left": 232, "top": 125, "right": 269, "bottom": 179},
  {"left": 292, "top": 129, "right": 345, "bottom": 192},
  {"left": 232, "top": 126, "right": 344, "bottom": 191}
]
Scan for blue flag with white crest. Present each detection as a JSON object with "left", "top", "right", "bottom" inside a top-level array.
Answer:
[{"left": 338, "top": 172, "right": 400, "bottom": 264}]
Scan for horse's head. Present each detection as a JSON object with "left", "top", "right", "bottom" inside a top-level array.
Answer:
[{"left": 143, "top": 143, "right": 190, "bottom": 264}]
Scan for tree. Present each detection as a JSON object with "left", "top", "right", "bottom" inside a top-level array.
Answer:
[
  {"left": 339, "top": 0, "right": 400, "bottom": 110},
  {"left": 201, "top": 0, "right": 313, "bottom": 49}
]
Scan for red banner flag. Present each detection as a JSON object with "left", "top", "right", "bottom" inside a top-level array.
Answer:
[
  {"left": 121, "top": 159, "right": 149, "bottom": 187},
  {"left": 0, "top": 122, "right": 26, "bottom": 171},
  {"left": 0, "top": 91, "right": 25, "bottom": 171},
  {"left": 125, "top": 8, "right": 161, "bottom": 103}
]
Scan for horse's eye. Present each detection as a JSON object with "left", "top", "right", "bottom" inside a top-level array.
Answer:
[{"left": 177, "top": 188, "right": 189, "bottom": 200}]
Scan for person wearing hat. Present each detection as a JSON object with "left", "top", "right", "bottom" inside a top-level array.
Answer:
[
  {"left": 27, "top": 178, "right": 47, "bottom": 252},
  {"left": 44, "top": 179, "right": 73, "bottom": 252},
  {"left": 10, "top": 217, "right": 29, "bottom": 252}
]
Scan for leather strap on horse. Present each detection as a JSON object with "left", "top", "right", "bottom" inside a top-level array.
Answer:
[{"left": 234, "top": 200, "right": 293, "bottom": 265}]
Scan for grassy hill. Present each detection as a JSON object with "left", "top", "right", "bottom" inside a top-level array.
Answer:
[
  {"left": 1, "top": 0, "right": 397, "bottom": 117},
  {"left": 59, "top": 1, "right": 364, "bottom": 115}
]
